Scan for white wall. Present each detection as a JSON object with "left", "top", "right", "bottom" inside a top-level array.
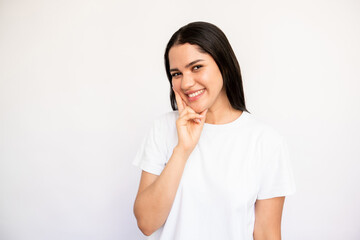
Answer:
[{"left": 1, "top": 0, "right": 359, "bottom": 239}]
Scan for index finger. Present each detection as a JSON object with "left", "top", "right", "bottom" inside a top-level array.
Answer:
[{"left": 173, "top": 87, "right": 185, "bottom": 112}]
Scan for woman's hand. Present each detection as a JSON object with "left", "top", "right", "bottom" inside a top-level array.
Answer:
[{"left": 173, "top": 87, "right": 208, "bottom": 156}]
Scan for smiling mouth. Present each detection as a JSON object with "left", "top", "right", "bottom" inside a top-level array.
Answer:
[
  {"left": 187, "top": 89, "right": 205, "bottom": 102},
  {"left": 187, "top": 89, "right": 205, "bottom": 97}
]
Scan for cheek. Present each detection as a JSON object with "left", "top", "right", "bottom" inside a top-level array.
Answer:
[
  {"left": 200, "top": 70, "right": 218, "bottom": 87},
  {"left": 209, "top": 69, "right": 223, "bottom": 88},
  {"left": 197, "top": 71, "right": 210, "bottom": 84},
  {"left": 171, "top": 79, "right": 181, "bottom": 91}
]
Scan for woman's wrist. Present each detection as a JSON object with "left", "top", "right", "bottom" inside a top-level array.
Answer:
[{"left": 173, "top": 145, "right": 192, "bottom": 160}]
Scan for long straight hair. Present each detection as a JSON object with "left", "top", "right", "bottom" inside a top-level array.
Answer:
[{"left": 164, "top": 21, "right": 250, "bottom": 113}]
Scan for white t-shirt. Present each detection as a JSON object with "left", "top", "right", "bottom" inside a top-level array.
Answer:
[{"left": 132, "top": 110, "right": 296, "bottom": 240}]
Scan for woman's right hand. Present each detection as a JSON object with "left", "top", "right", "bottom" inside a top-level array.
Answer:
[{"left": 173, "top": 87, "right": 208, "bottom": 156}]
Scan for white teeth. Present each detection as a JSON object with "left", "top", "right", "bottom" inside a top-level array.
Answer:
[{"left": 188, "top": 89, "right": 204, "bottom": 97}]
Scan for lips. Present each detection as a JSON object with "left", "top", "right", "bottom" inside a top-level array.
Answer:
[
  {"left": 185, "top": 88, "right": 205, "bottom": 95},
  {"left": 187, "top": 89, "right": 205, "bottom": 102}
]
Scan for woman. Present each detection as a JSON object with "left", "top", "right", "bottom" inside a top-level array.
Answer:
[{"left": 132, "top": 21, "right": 296, "bottom": 240}]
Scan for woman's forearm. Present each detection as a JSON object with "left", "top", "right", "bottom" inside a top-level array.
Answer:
[{"left": 133, "top": 146, "right": 190, "bottom": 236}]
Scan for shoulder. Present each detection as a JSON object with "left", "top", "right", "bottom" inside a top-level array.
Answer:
[
  {"left": 245, "top": 112, "right": 285, "bottom": 146},
  {"left": 150, "top": 110, "right": 178, "bottom": 132},
  {"left": 153, "top": 110, "right": 178, "bottom": 124}
]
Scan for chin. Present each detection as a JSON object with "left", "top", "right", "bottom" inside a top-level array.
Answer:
[{"left": 191, "top": 105, "right": 205, "bottom": 114}]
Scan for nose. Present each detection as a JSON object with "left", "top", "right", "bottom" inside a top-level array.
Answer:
[{"left": 181, "top": 72, "right": 195, "bottom": 91}]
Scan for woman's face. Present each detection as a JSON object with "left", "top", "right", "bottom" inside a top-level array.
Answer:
[{"left": 169, "top": 43, "right": 227, "bottom": 113}]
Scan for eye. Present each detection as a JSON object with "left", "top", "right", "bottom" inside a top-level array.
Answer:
[
  {"left": 171, "top": 72, "right": 181, "bottom": 78},
  {"left": 193, "top": 65, "right": 202, "bottom": 71}
]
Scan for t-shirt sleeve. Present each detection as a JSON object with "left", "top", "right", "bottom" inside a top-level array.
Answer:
[
  {"left": 132, "top": 117, "right": 167, "bottom": 175},
  {"left": 257, "top": 135, "right": 296, "bottom": 200}
]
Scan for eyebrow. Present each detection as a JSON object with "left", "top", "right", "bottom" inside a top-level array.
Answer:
[{"left": 169, "top": 59, "right": 205, "bottom": 72}]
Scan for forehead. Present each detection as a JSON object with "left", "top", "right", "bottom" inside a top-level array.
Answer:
[{"left": 169, "top": 43, "right": 209, "bottom": 67}]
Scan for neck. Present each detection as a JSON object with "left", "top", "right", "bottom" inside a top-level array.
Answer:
[{"left": 205, "top": 93, "right": 242, "bottom": 125}]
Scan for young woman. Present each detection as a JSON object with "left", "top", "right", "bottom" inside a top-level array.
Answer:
[{"left": 132, "top": 21, "right": 296, "bottom": 240}]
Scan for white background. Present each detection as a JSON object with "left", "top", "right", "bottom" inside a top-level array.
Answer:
[{"left": 1, "top": 0, "right": 359, "bottom": 239}]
